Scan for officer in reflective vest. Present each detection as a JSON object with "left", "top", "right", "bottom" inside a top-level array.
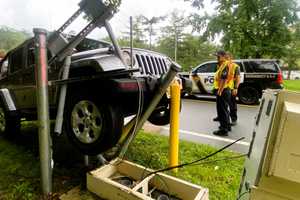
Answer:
[
  {"left": 226, "top": 53, "right": 240, "bottom": 126},
  {"left": 212, "top": 50, "right": 234, "bottom": 136}
]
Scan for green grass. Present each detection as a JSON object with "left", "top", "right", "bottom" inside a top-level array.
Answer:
[
  {"left": 284, "top": 80, "right": 300, "bottom": 92},
  {"left": 0, "top": 125, "right": 245, "bottom": 200},
  {"left": 126, "top": 131, "right": 245, "bottom": 200}
]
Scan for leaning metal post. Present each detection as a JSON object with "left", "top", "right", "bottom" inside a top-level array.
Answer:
[
  {"left": 34, "top": 28, "right": 52, "bottom": 195},
  {"left": 119, "top": 62, "right": 181, "bottom": 157},
  {"left": 104, "top": 20, "right": 127, "bottom": 66},
  {"left": 54, "top": 55, "right": 71, "bottom": 135}
]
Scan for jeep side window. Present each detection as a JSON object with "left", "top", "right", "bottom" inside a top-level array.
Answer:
[
  {"left": 27, "top": 47, "right": 35, "bottom": 67},
  {"left": 247, "top": 61, "right": 278, "bottom": 73},
  {"left": 196, "top": 63, "right": 217, "bottom": 73},
  {"left": 10, "top": 47, "right": 24, "bottom": 73}
]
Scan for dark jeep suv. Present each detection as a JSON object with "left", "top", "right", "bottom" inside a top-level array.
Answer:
[{"left": 0, "top": 37, "right": 177, "bottom": 155}]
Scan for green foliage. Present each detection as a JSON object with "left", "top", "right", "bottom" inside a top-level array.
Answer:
[
  {"left": 157, "top": 34, "right": 216, "bottom": 71},
  {"left": 284, "top": 80, "right": 300, "bottom": 92},
  {"left": 139, "top": 15, "right": 166, "bottom": 49},
  {"left": 0, "top": 26, "right": 30, "bottom": 53},
  {"left": 126, "top": 131, "right": 245, "bottom": 200},
  {"left": 0, "top": 138, "right": 40, "bottom": 200},
  {"left": 188, "top": 0, "right": 299, "bottom": 59},
  {"left": 285, "top": 22, "right": 300, "bottom": 71},
  {"left": 6, "top": 182, "right": 36, "bottom": 200},
  {"left": 118, "top": 15, "right": 148, "bottom": 49},
  {"left": 156, "top": 9, "right": 217, "bottom": 70}
]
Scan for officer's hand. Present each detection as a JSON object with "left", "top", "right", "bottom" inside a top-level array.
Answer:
[
  {"left": 217, "top": 89, "right": 222, "bottom": 96},
  {"left": 232, "top": 89, "right": 238, "bottom": 96}
]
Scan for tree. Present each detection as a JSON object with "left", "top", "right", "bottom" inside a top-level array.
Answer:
[
  {"left": 285, "top": 22, "right": 300, "bottom": 78},
  {"left": 188, "top": 0, "right": 299, "bottom": 58},
  {"left": 0, "top": 26, "right": 31, "bottom": 53},
  {"left": 119, "top": 15, "right": 148, "bottom": 49},
  {"left": 140, "top": 15, "right": 166, "bottom": 50},
  {"left": 157, "top": 34, "right": 217, "bottom": 71},
  {"left": 160, "top": 10, "right": 188, "bottom": 62}
]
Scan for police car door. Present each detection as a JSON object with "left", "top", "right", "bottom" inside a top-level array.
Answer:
[{"left": 191, "top": 62, "right": 217, "bottom": 94}]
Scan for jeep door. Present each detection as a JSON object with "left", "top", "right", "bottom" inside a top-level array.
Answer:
[
  {"left": 1, "top": 46, "right": 27, "bottom": 109},
  {"left": 22, "top": 41, "right": 58, "bottom": 108},
  {"left": 190, "top": 62, "right": 217, "bottom": 94}
]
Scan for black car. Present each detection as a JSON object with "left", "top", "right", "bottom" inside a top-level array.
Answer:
[{"left": 180, "top": 59, "right": 283, "bottom": 105}]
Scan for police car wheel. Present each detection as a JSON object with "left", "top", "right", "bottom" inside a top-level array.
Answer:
[
  {"left": 148, "top": 99, "right": 182, "bottom": 126},
  {"left": 238, "top": 86, "right": 259, "bottom": 105},
  {"left": 64, "top": 92, "right": 123, "bottom": 156},
  {"left": 0, "top": 103, "right": 20, "bottom": 138},
  {"left": 148, "top": 106, "right": 171, "bottom": 126}
]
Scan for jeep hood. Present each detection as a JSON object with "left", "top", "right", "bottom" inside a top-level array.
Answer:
[{"left": 71, "top": 48, "right": 126, "bottom": 72}]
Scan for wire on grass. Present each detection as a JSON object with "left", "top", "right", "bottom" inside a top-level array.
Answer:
[{"left": 142, "top": 137, "right": 245, "bottom": 179}]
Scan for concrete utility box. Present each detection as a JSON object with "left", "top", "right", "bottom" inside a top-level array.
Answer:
[
  {"left": 87, "top": 159, "right": 209, "bottom": 200},
  {"left": 238, "top": 90, "right": 300, "bottom": 200}
]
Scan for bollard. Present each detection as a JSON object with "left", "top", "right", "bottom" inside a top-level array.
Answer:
[
  {"left": 34, "top": 28, "right": 52, "bottom": 196},
  {"left": 169, "top": 80, "right": 181, "bottom": 173}
]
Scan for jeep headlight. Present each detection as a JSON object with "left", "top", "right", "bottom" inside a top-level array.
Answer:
[{"left": 122, "top": 51, "right": 135, "bottom": 67}]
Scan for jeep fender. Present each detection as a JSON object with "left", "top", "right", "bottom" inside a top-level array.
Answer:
[{"left": 0, "top": 89, "right": 17, "bottom": 111}]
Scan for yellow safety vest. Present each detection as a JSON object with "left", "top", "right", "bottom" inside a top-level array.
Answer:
[
  {"left": 213, "top": 61, "right": 234, "bottom": 89},
  {"left": 227, "top": 62, "right": 239, "bottom": 90}
]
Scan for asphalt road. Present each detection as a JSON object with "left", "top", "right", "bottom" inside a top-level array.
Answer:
[{"left": 145, "top": 97, "right": 259, "bottom": 153}]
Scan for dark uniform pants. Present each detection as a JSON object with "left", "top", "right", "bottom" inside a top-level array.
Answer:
[
  {"left": 216, "top": 88, "right": 231, "bottom": 131},
  {"left": 230, "top": 94, "right": 237, "bottom": 122}
]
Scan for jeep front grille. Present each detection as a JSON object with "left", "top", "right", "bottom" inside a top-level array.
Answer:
[{"left": 135, "top": 53, "right": 169, "bottom": 76}]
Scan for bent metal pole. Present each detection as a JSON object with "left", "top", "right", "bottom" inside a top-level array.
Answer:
[{"left": 34, "top": 28, "right": 52, "bottom": 195}]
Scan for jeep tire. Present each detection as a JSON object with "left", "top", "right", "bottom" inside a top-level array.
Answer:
[
  {"left": 0, "top": 103, "right": 20, "bottom": 138},
  {"left": 64, "top": 92, "right": 123, "bottom": 156},
  {"left": 238, "top": 86, "right": 260, "bottom": 105}
]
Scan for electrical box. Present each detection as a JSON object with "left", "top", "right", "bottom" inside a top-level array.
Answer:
[
  {"left": 269, "top": 102, "right": 300, "bottom": 183},
  {"left": 238, "top": 90, "right": 300, "bottom": 200},
  {"left": 87, "top": 159, "right": 209, "bottom": 200}
]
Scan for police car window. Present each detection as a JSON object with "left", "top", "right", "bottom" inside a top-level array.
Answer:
[
  {"left": 243, "top": 61, "right": 254, "bottom": 72},
  {"left": 249, "top": 61, "right": 278, "bottom": 73},
  {"left": 236, "top": 62, "right": 244, "bottom": 72},
  {"left": 197, "top": 63, "right": 217, "bottom": 73},
  {"left": 10, "top": 47, "right": 24, "bottom": 73}
]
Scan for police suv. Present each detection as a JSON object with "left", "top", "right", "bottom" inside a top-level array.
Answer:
[{"left": 181, "top": 59, "right": 283, "bottom": 105}]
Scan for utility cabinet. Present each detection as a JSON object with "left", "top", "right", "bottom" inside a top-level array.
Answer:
[
  {"left": 269, "top": 102, "right": 300, "bottom": 183},
  {"left": 238, "top": 90, "right": 300, "bottom": 200}
]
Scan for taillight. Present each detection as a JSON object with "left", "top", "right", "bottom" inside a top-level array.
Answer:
[{"left": 277, "top": 71, "right": 283, "bottom": 84}]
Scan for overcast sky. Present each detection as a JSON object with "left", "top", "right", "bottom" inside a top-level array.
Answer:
[{"left": 0, "top": 0, "right": 216, "bottom": 39}]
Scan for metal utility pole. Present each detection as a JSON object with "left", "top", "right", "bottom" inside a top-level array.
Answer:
[
  {"left": 130, "top": 16, "right": 133, "bottom": 67},
  {"left": 34, "top": 28, "right": 52, "bottom": 196},
  {"left": 174, "top": 28, "right": 178, "bottom": 63}
]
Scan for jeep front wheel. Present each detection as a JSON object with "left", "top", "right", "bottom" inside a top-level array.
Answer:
[
  {"left": 64, "top": 94, "right": 123, "bottom": 156},
  {"left": 238, "top": 86, "right": 260, "bottom": 105},
  {"left": 0, "top": 104, "right": 20, "bottom": 138}
]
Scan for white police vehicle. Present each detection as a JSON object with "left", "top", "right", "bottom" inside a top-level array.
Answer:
[{"left": 181, "top": 59, "right": 283, "bottom": 105}]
